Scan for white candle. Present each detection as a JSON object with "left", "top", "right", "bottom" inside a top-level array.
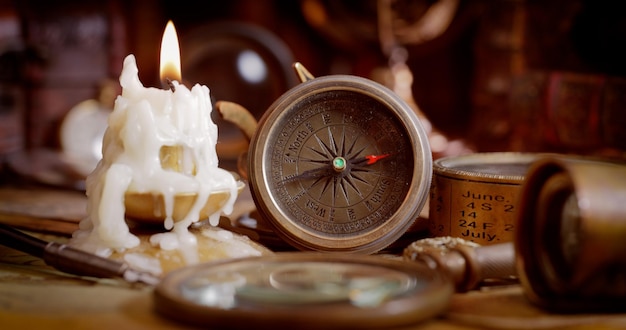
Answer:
[{"left": 71, "top": 54, "right": 238, "bottom": 263}]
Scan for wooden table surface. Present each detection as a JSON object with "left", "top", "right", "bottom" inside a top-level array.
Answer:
[{"left": 1, "top": 184, "right": 626, "bottom": 329}]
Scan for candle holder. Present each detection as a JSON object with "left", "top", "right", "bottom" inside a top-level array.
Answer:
[
  {"left": 123, "top": 145, "right": 243, "bottom": 224},
  {"left": 123, "top": 181, "right": 243, "bottom": 224}
]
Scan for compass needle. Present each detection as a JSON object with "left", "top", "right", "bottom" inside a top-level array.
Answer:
[
  {"left": 352, "top": 153, "right": 395, "bottom": 166},
  {"left": 281, "top": 166, "right": 332, "bottom": 184},
  {"left": 366, "top": 153, "right": 392, "bottom": 165}
]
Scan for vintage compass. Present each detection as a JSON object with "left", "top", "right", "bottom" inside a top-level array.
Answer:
[{"left": 245, "top": 64, "right": 432, "bottom": 253}]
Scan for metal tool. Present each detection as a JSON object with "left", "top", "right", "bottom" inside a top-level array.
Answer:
[
  {"left": 245, "top": 63, "right": 432, "bottom": 253},
  {"left": 409, "top": 155, "right": 626, "bottom": 312},
  {"left": 0, "top": 224, "right": 160, "bottom": 286},
  {"left": 516, "top": 156, "right": 626, "bottom": 312},
  {"left": 404, "top": 237, "right": 517, "bottom": 292}
]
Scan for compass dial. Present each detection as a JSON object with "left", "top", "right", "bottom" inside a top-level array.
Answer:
[{"left": 249, "top": 75, "right": 431, "bottom": 253}]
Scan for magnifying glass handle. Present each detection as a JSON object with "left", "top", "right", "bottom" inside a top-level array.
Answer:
[
  {"left": 406, "top": 239, "right": 517, "bottom": 292},
  {"left": 448, "top": 242, "right": 517, "bottom": 291}
]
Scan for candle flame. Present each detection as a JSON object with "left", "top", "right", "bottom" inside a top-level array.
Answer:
[{"left": 159, "top": 20, "right": 181, "bottom": 85}]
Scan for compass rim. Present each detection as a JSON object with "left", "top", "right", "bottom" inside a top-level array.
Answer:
[{"left": 248, "top": 74, "right": 432, "bottom": 253}]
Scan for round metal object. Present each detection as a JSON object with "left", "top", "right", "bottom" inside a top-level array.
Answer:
[
  {"left": 429, "top": 153, "right": 544, "bottom": 245},
  {"left": 154, "top": 253, "right": 453, "bottom": 329},
  {"left": 248, "top": 73, "right": 432, "bottom": 253},
  {"left": 516, "top": 156, "right": 626, "bottom": 312},
  {"left": 123, "top": 180, "right": 244, "bottom": 224}
]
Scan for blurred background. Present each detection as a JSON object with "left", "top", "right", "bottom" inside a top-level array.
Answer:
[{"left": 1, "top": 0, "right": 625, "bottom": 184}]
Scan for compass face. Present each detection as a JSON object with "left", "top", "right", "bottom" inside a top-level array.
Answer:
[{"left": 249, "top": 76, "right": 431, "bottom": 253}]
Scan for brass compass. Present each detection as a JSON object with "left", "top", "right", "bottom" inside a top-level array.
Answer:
[{"left": 245, "top": 64, "right": 432, "bottom": 253}]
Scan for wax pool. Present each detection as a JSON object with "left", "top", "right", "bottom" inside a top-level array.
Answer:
[{"left": 71, "top": 54, "right": 239, "bottom": 264}]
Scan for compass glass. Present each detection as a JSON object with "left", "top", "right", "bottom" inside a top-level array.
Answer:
[
  {"left": 154, "top": 253, "right": 453, "bottom": 328},
  {"left": 272, "top": 89, "right": 413, "bottom": 235},
  {"left": 249, "top": 76, "right": 431, "bottom": 252}
]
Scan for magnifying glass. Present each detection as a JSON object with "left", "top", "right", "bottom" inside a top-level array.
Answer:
[{"left": 154, "top": 253, "right": 453, "bottom": 329}]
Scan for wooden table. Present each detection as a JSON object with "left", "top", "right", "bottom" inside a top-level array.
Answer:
[{"left": 1, "top": 184, "right": 626, "bottom": 329}]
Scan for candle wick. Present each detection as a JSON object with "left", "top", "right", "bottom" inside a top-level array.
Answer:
[{"left": 166, "top": 78, "right": 176, "bottom": 92}]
